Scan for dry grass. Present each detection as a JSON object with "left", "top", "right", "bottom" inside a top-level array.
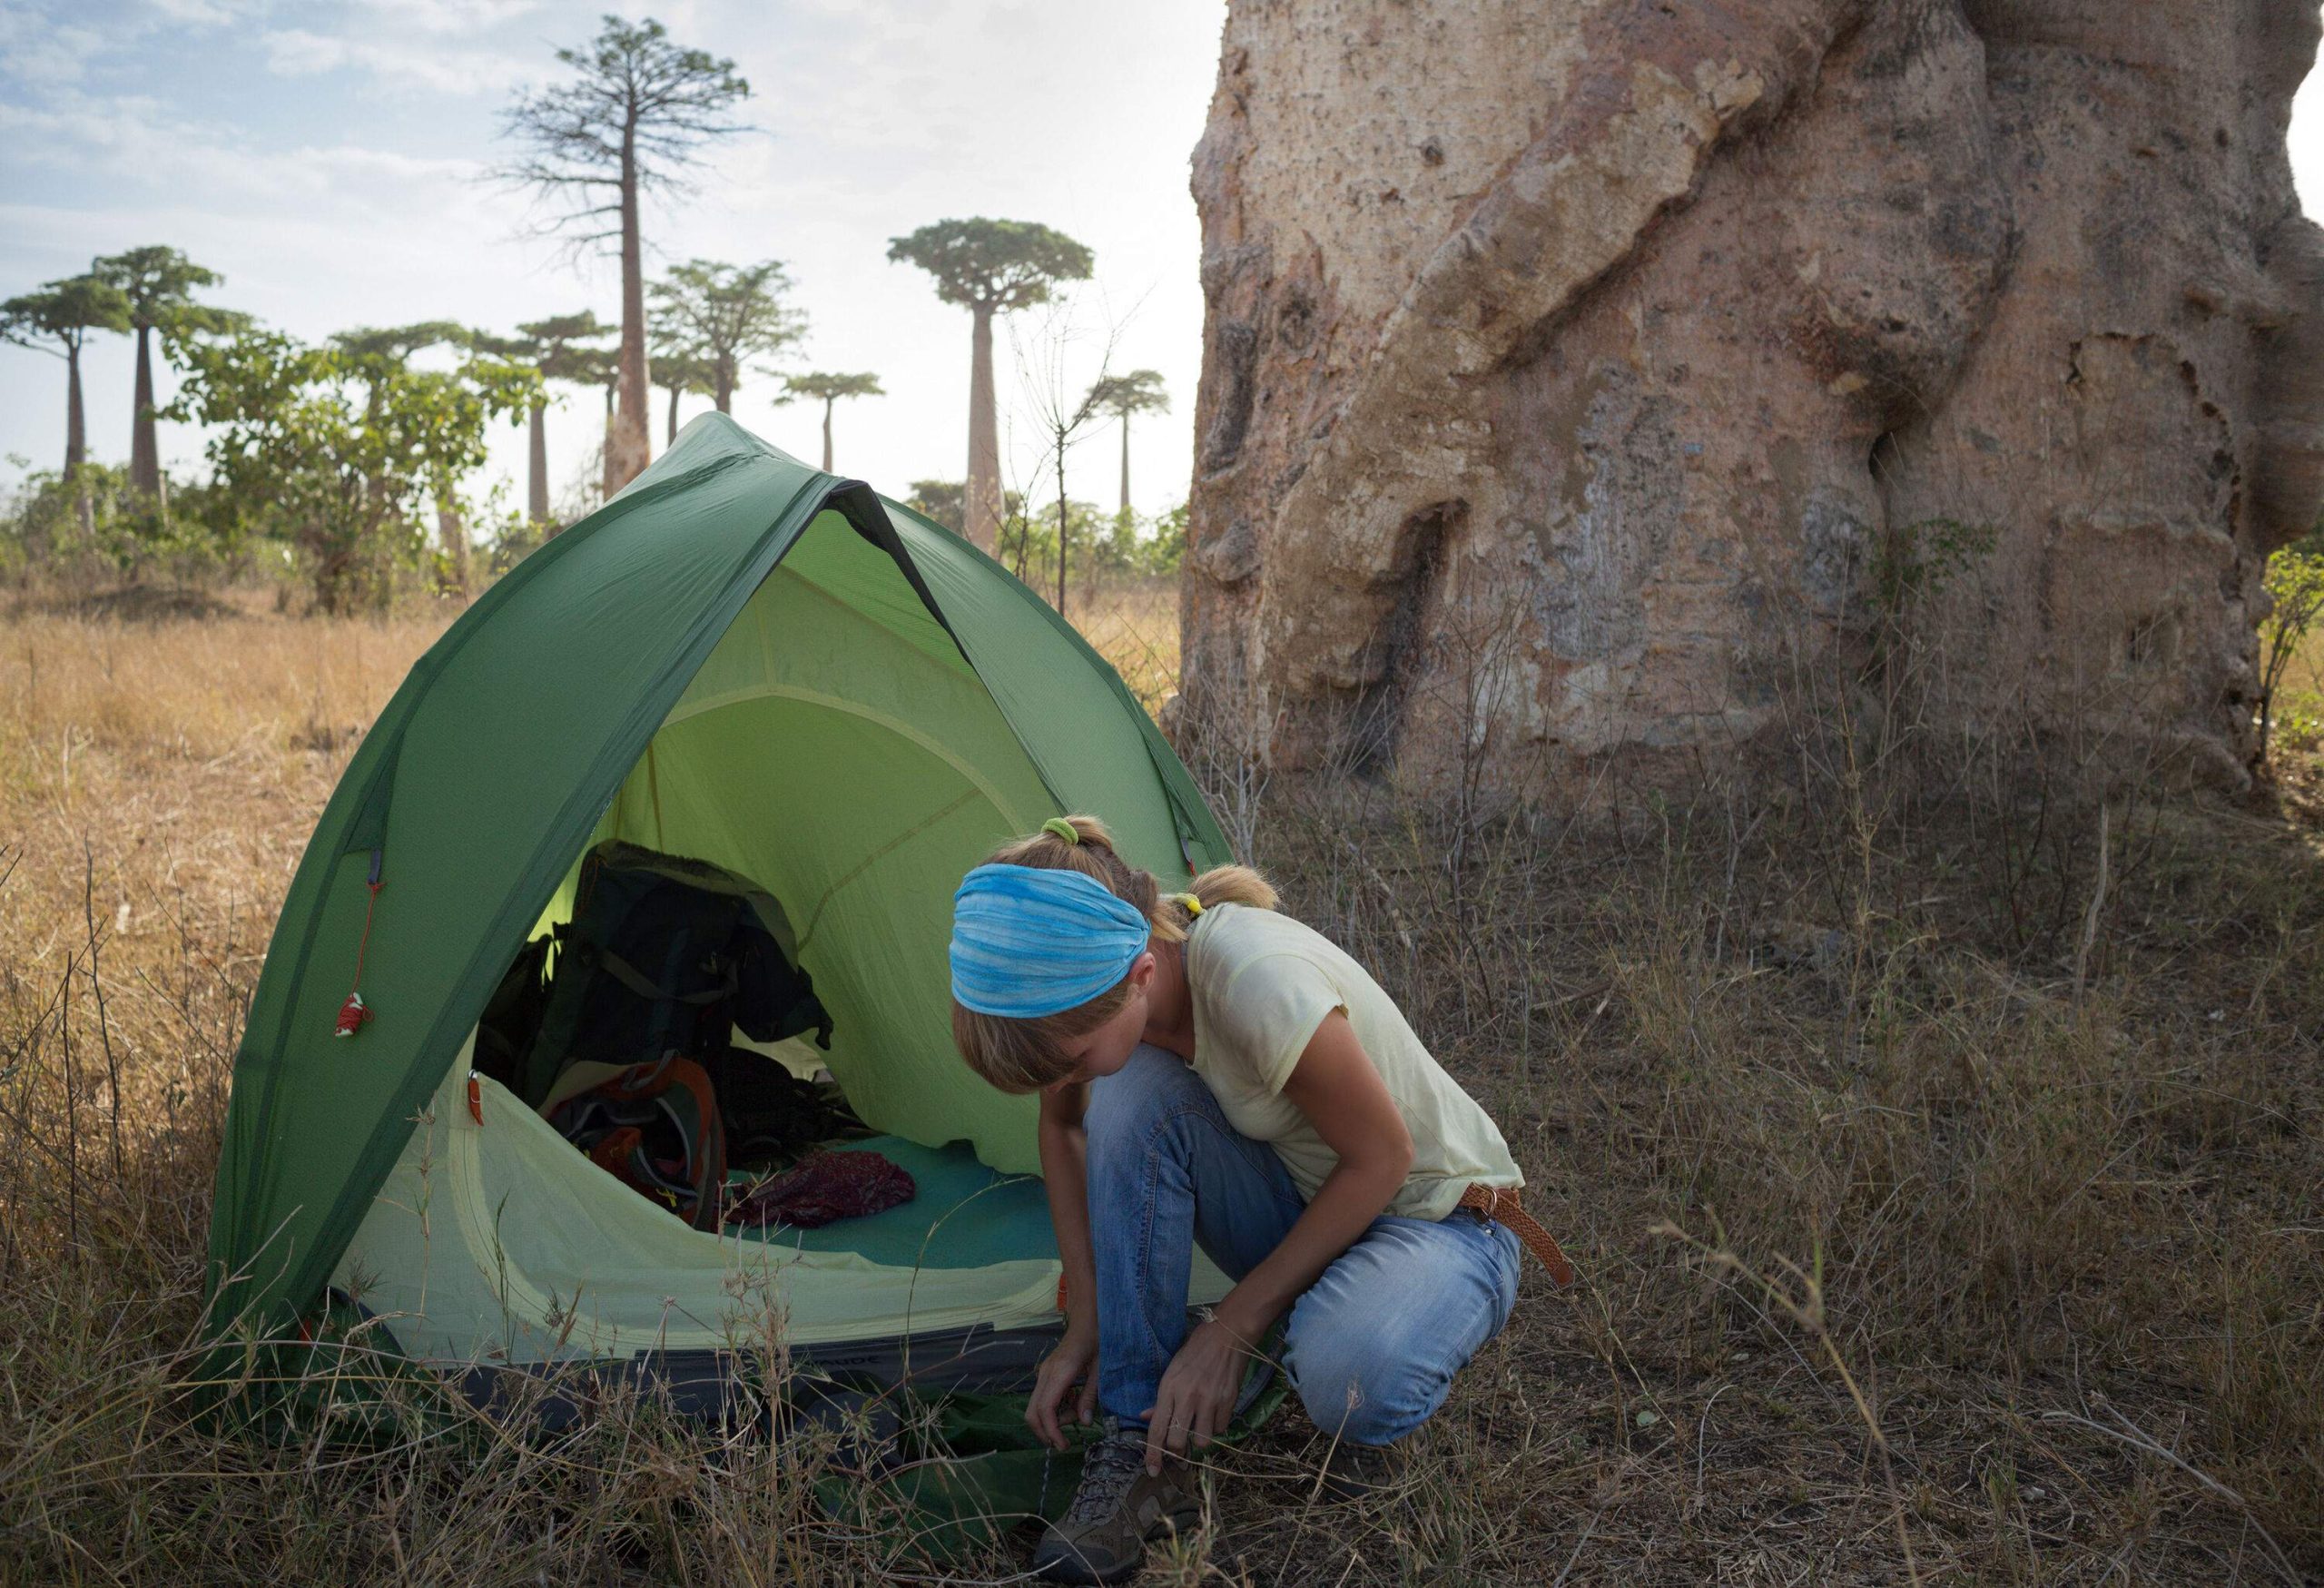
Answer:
[
  {"left": 2, "top": 575, "right": 2319, "bottom": 1585},
  {"left": 1068, "top": 577, "right": 1182, "bottom": 715}
]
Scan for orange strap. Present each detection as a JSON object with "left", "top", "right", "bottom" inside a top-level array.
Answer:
[{"left": 1459, "top": 1184, "right": 1577, "bottom": 1288}]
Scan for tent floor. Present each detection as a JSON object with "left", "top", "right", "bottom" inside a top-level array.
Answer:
[{"left": 729, "top": 1136, "right": 1056, "bottom": 1272}]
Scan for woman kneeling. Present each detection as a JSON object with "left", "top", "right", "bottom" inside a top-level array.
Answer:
[{"left": 950, "top": 816, "right": 1562, "bottom": 1585}]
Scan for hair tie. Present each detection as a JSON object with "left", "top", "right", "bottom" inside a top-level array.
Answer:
[
  {"left": 1040, "top": 817, "right": 1081, "bottom": 845},
  {"left": 1177, "top": 893, "right": 1204, "bottom": 917}
]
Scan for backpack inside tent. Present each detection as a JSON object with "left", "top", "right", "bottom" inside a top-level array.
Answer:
[{"left": 205, "top": 415, "right": 1237, "bottom": 1415}]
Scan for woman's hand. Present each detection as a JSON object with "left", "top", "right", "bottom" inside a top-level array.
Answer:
[
  {"left": 1027, "top": 1318, "right": 1099, "bottom": 1451},
  {"left": 1140, "top": 1316, "right": 1254, "bottom": 1474}
]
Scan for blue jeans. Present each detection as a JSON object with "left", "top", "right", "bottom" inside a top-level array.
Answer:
[{"left": 1082, "top": 1045, "right": 1521, "bottom": 1446}]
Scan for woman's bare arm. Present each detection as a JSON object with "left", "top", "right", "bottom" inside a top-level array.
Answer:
[
  {"left": 1213, "top": 1010, "right": 1412, "bottom": 1339},
  {"left": 1140, "top": 1010, "right": 1413, "bottom": 1468},
  {"left": 1038, "top": 1080, "right": 1098, "bottom": 1326},
  {"left": 1027, "top": 1080, "right": 1102, "bottom": 1449}
]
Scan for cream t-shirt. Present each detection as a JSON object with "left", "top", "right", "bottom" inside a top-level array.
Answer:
[{"left": 1184, "top": 902, "right": 1522, "bottom": 1221}]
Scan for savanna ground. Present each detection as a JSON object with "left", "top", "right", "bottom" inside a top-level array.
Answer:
[{"left": 2, "top": 573, "right": 2320, "bottom": 1586}]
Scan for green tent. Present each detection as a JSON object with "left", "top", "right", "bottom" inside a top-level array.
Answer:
[{"left": 207, "top": 414, "right": 1233, "bottom": 1392}]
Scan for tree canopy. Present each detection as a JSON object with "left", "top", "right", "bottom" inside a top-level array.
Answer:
[
  {"left": 646, "top": 258, "right": 805, "bottom": 411},
  {"left": 165, "top": 326, "right": 537, "bottom": 613},
  {"left": 0, "top": 276, "right": 130, "bottom": 361},
  {"left": 94, "top": 247, "right": 236, "bottom": 340},
  {"left": 518, "top": 312, "right": 614, "bottom": 388},
  {"left": 885, "top": 218, "right": 1094, "bottom": 313},
  {"left": 1085, "top": 368, "right": 1170, "bottom": 421},
  {"left": 495, "top": 17, "right": 752, "bottom": 249},
  {"left": 781, "top": 370, "right": 883, "bottom": 406}
]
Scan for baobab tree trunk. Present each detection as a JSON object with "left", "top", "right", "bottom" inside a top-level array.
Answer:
[
  {"left": 64, "top": 346, "right": 86, "bottom": 477},
  {"left": 1183, "top": 0, "right": 2324, "bottom": 797},
  {"left": 607, "top": 127, "right": 653, "bottom": 491},
  {"left": 966, "top": 304, "right": 1001, "bottom": 553},
  {"left": 821, "top": 399, "right": 834, "bottom": 472},
  {"left": 527, "top": 402, "right": 550, "bottom": 529},
  {"left": 129, "top": 324, "right": 162, "bottom": 503},
  {"left": 65, "top": 343, "right": 94, "bottom": 538}
]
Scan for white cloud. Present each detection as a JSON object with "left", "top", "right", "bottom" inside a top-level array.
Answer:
[
  {"left": 143, "top": 0, "right": 260, "bottom": 25},
  {"left": 258, "top": 25, "right": 529, "bottom": 94},
  {"left": 0, "top": 7, "right": 106, "bottom": 84},
  {"left": 348, "top": 0, "right": 543, "bottom": 35}
]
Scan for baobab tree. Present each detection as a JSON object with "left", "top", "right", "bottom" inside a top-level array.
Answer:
[
  {"left": 495, "top": 311, "right": 608, "bottom": 530},
  {"left": 2, "top": 275, "right": 130, "bottom": 478},
  {"left": 1081, "top": 369, "right": 1167, "bottom": 528},
  {"left": 887, "top": 218, "right": 1091, "bottom": 552},
  {"left": 655, "top": 346, "right": 717, "bottom": 445},
  {"left": 647, "top": 259, "right": 805, "bottom": 415},
  {"left": 779, "top": 371, "right": 882, "bottom": 472},
  {"left": 497, "top": 16, "right": 750, "bottom": 493},
  {"left": 1, "top": 275, "right": 129, "bottom": 534},
  {"left": 92, "top": 245, "right": 238, "bottom": 508}
]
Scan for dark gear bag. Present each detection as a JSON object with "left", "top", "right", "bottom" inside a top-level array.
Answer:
[
  {"left": 546, "top": 1055, "right": 727, "bottom": 1229},
  {"left": 514, "top": 841, "right": 832, "bottom": 1109}
]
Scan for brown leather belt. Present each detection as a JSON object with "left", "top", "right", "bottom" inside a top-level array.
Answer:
[{"left": 1459, "top": 1184, "right": 1577, "bottom": 1288}]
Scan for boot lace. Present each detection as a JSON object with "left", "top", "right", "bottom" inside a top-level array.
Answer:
[{"left": 1065, "top": 1423, "right": 1147, "bottom": 1524}]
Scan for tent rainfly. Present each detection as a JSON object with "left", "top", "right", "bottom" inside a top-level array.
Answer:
[{"left": 206, "top": 414, "right": 1235, "bottom": 1403}]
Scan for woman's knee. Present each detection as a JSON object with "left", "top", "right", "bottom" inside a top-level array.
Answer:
[{"left": 1285, "top": 1313, "right": 1450, "bottom": 1447}]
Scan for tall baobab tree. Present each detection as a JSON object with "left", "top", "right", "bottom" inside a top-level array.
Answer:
[
  {"left": 1, "top": 275, "right": 130, "bottom": 534},
  {"left": 887, "top": 218, "right": 1092, "bottom": 552},
  {"left": 779, "top": 371, "right": 882, "bottom": 472},
  {"left": 497, "top": 16, "right": 750, "bottom": 494},
  {"left": 1081, "top": 369, "right": 1168, "bottom": 528},
  {"left": 655, "top": 343, "right": 717, "bottom": 445},
  {"left": 647, "top": 259, "right": 804, "bottom": 415},
  {"left": 92, "top": 245, "right": 238, "bottom": 508},
  {"left": 488, "top": 311, "right": 608, "bottom": 530}
]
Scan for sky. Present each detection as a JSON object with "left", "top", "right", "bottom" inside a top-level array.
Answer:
[
  {"left": 1, "top": 1, "right": 2320, "bottom": 528},
  {"left": 0, "top": 0, "right": 1232, "bottom": 523}
]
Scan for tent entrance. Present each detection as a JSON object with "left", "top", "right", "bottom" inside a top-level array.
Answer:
[{"left": 329, "top": 499, "right": 1233, "bottom": 1373}]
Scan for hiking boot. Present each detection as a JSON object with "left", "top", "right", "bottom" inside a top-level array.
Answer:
[
  {"left": 1315, "top": 1437, "right": 1409, "bottom": 1502},
  {"left": 1032, "top": 1418, "right": 1203, "bottom": 1584}
]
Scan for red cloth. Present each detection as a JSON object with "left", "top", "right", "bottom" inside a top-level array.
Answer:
[{"left": 724, "top": 1149, "right": 915, "bottom": 1229}]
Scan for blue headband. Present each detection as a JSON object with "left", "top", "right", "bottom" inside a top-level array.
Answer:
[{"left": 950, "top": 863, "right": 1153, "bottom": 1018}]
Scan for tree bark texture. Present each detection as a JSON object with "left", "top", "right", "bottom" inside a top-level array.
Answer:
[
  {"left": 667, "top": 384, "right": 681, "bottom": 446},
  {"left": 608, "top": 127, "right": 653, "bottom": 491},
  {"left": 64, "top": 345, "right": 85, "bottom": 475},
  {"left": 65, "top": 342, "right": 92, "bottom": 538},
  {"left": 967, "top": 304, "right": 1002, "bottom": 552},
  {"left": 129, "top": 324, "right": 160, "bottom": 500},
  {"left": 527, "top": 403, "right": 550, "bottom": 528},
  {"left": 1183, "top": 0, "right": 2324, "bottom": 796}
]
